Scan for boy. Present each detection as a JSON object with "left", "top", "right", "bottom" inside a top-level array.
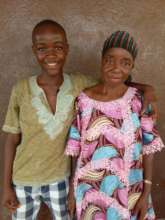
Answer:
[{"left": 2, "top": 20, "right": 157, "bottom": 220}]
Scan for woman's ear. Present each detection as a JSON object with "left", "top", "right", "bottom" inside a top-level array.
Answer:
[{"left": 125, "top": 75, "right": 132, "bottom": 85}]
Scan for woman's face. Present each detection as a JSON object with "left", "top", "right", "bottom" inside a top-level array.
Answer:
[{"left": 101, "top": 48, "right": 134, "bottom": 86}]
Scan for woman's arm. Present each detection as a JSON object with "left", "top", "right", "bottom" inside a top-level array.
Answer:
[
  {"left": 133, "top": 154, "right": 154, "bottom": 220},
  {"left": 142, "top": 154, "right": 154, "bottom": 197},
  {"left": 68, "top": 157, "right": 77, "bottom": 218},
  {"left": 69, "top": 157, "right": 77, "bottom": 184}
]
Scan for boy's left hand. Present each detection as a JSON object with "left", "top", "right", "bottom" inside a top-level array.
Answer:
[
  {"left": 133, "top": 194, "right": 148, "bottom": 220},
  {"left": 142, "top": 86, "right": 158, "bottom": 121}
]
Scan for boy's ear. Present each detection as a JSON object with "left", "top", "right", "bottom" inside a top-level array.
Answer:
[
  {"left": 66, "top": 43, "right": 69, "bottom": 54},
  {"left": 32, "top": 45, "right": 36, "bottom": 54}
]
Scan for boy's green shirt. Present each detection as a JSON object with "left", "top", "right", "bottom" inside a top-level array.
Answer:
[{"left": 2, "top": 73, "right": 97, "bottom": 186}]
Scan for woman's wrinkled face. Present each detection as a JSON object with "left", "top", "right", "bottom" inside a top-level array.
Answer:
[{"left": 101, "top": 48, "right": 134, "bottom": 86}]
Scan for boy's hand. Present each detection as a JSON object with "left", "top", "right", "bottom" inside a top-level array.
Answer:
[
  {"left": 133, "top": 194, "right": 148, "bottom": 220},
  {"left": 67, "top": 185, "right": 76, "bottom": 219},
  {"left": 142, "top": 86, "right": 158, "bottom": 121},
  {"left": 2, "top": 186, "right": 20, "bottom": 213}
]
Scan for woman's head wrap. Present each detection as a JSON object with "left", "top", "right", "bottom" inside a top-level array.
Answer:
[{"left": 102, "top": 30, "right": 138, "bottom": 59}]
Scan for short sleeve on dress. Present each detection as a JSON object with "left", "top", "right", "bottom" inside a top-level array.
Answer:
[{"left": 141, "top": 106, "right": 164, "bottom": 155}]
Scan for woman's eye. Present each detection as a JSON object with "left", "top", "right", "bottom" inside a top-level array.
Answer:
[
  {"left": 124, "top": 62, "right": 129, "bottom": 65},
  {"left": 105, "top": 58, "right": 113, "bottom": 64},
  {"left": 122, "top": 61, "right": 131, "bottom": 67},
  {"left": 125, "top": 62, "right": 131, "bottom": 67}
]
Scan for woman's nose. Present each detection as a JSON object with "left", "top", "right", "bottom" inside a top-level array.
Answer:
[{"left": 112, "top": 61, "right": 120, "bottom": 70}]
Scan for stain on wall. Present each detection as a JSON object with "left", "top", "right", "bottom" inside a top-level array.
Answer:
[{"left": 0, "top": 0, "right": 165, "bottom": 219}]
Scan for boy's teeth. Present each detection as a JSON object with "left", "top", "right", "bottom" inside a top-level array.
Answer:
[{"left": 47, "top": 63, "right": 57, "bottom": 66}]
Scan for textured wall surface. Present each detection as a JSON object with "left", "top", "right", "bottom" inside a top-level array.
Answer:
[{"left": 0, "top": 0, "right": 165, "bottom": 219}]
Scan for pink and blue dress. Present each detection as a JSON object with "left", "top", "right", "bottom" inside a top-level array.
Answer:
[{"left": 65, "top": 87, "right": 164, "bottom": 220}]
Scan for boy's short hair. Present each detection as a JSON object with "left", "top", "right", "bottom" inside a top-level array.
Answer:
[{"left": 32, "top": 19, "right": 67, "bottom": 43}]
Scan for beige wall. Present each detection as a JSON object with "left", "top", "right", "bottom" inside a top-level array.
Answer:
[{"left": 0, "top": 0, "right": 165, "bottom": 219}]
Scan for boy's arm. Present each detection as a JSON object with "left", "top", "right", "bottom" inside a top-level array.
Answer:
[
  {"left": 3, "top": 133, "right": 21, "bottom": 187},
  {"left": 2, "top": 133, "right": 21, "bottom": 212},
  {"left": 128, "top": 82, "right": 157, "bottom": 119}
]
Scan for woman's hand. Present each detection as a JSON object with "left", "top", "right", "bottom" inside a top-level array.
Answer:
[
  {"left": 2, "top": 186, "right": 20, "bottom": 213},
  {"left": 133, "top": 194, "right": 148, "bottom": 220}
]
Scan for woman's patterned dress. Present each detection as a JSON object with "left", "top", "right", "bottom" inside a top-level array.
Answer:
[{"left": 65, "top": 87, "right": 164, "bottom": 220}]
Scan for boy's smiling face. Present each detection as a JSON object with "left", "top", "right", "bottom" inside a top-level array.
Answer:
[
  {"left": 101, "top": 48, "right": 134, "bottom": 86},
  {"left": 32, "top": 25, "right": 69, "bottom": 77}
]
